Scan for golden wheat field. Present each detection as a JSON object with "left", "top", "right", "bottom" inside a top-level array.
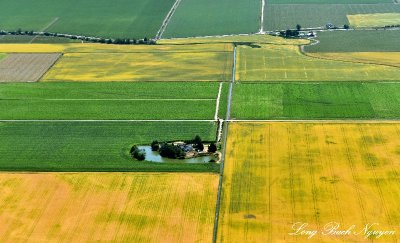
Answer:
[
  {"left": 0, "top": 173, "right": 218, "bottom": 243},
  {"left": 218, "top": 122, "right": 400, "bottom": 243},
  {"left": 347, "top": 13, "right": 400, "bottom": 28},
  {"left": 307, "top": 52, "right": 400, "bottom": 68},
  {"left": 236, "top": 44, "right": 400, "bottom": 81}
]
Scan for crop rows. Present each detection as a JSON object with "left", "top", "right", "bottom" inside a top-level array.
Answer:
[
  {"left": 0, "top": 53, "right": 61, "bottom": 82},
  {"left": 0, "top": 173, "right": 218, "bottom": 242}
]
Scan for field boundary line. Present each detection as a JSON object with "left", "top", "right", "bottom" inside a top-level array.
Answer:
[
  {"left": 29, "top": 17, "right": 60, "bottom": 44},
  {"left": 41, "top": 98, "right": 216, "bottom": 101},
  {"left": 155, "top": 0, "right": 182, "bottom": 40},
  {"left": 37, "top": 53, "right": 63, "bottom": 82},
  {"left": 259, "top": 0, "right": 266, "bottom": 34},
  {"left": 214, "top": 83, "right": 223, "bottom": 121},
  {"left": 0, "top": 120, "right": 216, "bottom": 122}
]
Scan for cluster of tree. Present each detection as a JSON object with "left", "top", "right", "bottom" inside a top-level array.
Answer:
[
  {"left": 0, "top": 28, "right": 156, "bottom": 45},
  {"left": 130, "top": 145, "right": 146, "bottom": 161},
  {"left": 159, "top": 144, "right": 185, "bottom": 159},
  {"left": 279, "top": 24, "right": 301, "bottom": 38}
]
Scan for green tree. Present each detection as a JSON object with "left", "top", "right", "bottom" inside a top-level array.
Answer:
[
  {"left": 208, "top": 143, "right": 217, "bottom": 153},
  {"left": 296, "top": 24, "right": 301, "bottom": 31},
  {"left": 151, "top": 140, "right": 160, "bottom": 151}
]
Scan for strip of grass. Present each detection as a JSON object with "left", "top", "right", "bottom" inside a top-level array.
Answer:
[
  {"left": 0, "top": 82, "right": 220, "bottom": 120},
  {"left": 0, "top": 35, "right": 81, "bottom": 43},
  {"left": 305, "top": 30, "right": 400, "bottom": 52},
  {"left": 163, "top": 0, "right": 260, "bottom": 38},
  {"left": 231, "top": 82, "right": 400, "bottom": 119},
  {"left": 269, "top": 0, "right": 392, "bottom": 3},
  {"left": 264, "top": 4, "right": 400, "bottom": 31},
  {"left": 0, "top": 121, "right": 219, "bottom": 172},
  {"left": 0, "top": 0, "right": 175, "bottom": 38}
]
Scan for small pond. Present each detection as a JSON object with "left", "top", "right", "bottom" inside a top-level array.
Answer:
[{"left": 138, "top": 146, "right": 216, "bottom": 163}]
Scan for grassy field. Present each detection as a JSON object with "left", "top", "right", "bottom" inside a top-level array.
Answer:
[
  {"left": 269, "top": 0, "right": 392, "bottom": 3},
  {"left": 163, "top": 0, "right": 260, "bottom": 38},
  {"left": 0, "top": 172, "right": 218, "bottom": 242},
  {"left": 231, "top": 82, "right": 400, "bottom": 119},
  {"left": 159, "top": 34, "right": 309, "bottom": 45},
  {"left": 305, "top": 30, "right": 400, "bottom": 52},
  {"left": 347, "top": 13, "right": 400, "bottom": 28},
  {"left": 218, "top": 122, "right": 400, "bottom": 242},
  {"left": 264, "top": 4, "right": 400, "bottom": 31},
  {"left": 0, "top": 121, "right": 219, "bottom": 172},
  {"left": 0, "top": 0, "right": 175, "bottom": 38},
  {"left": 236, "top": 44, "right": 400, "bottom": 81},
  {"left": 308, "top": 52, "right": 400, "bottom": 67},
  {"left": 0, "top": 82, "right": 220, "bottom": 120}
]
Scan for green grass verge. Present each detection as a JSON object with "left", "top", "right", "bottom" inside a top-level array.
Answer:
[
  {"left": 0, "top": 0, "right": 175, "bottom": 39},
  {"left": 231, "top": 82, "right": 400, "bottom": 119},
  {"left": 0, "top": 121, "right": 219, "bottom": 172},
  {"left": 0, "top": 82, "right": 220, "bottom": 120},
  {"left": 264, "top": 4, "right": 400, "bottom": 31},
  {"left": 305, "top": 30, "right": 400, "bottom": 52},
  {"left": 163, "top": 0, "right": 260, "bottom": 38}
]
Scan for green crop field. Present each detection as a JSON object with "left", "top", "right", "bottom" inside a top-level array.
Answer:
[
  {"left": 264, "top": 4, "right": 400, "bottom": 31},
  {"left": 0, "top": 121, "right": 218, "bottom": 172},
  {"left": 268, "top": 0, "right": 393, "bottom": 3},
  {"left": 0, "top": 35, "right": 81, "bottom": 44},
  {"left": 163, "top": 0, "right": 260, "bottom": 38},
  {"left": 231, "top": 82, "right": 400, "bottom": 119},
  {"left": 0, "top": 0, "right": 175, "bottom": 39},
  {"left": 0, "top": 82, "right": 220, "bottom": 120},
  {"left": 237, "top": 44, "right": 400, "bottom": 81},
  {"left": 305, "top": 30, "right": 400, "bottom": 52}
]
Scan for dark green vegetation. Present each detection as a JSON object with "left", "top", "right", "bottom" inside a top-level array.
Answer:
[
  {"left": 0, "top": 35, "right": 81, "bottom": 43},
  {"left": 305, "top": 30, "right": 400, "bottom": 52},
  {"left": 231, "top": 82, "right": 400, "bottom": 119},
  {"left": 264, "top": 4, "right": 400, "bottom": 31},
  {"left": 0, "top": 82, "right": 220, "bottom": 120},
  {"left": 0, "top": 0, "right": 175, "bottom": 38},
  {"left": 163, "top": 0, "right": 260, "bottom": 38},
  {"left": 0, "top": 121, "right": 219, "bottom": 172}
]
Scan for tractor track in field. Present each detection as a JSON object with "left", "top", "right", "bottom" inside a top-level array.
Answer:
[
  {"left": 212, "top": 45, "right": 236, "bottom": 243},
  {"left": 155, "top": 0, "right": 182, "bottom": 40}
]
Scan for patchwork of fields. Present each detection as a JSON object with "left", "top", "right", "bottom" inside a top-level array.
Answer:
[
  {"left": 218, "top": 122, "right": 400, "bottom": 242},
  {"left": 264, "top": 4, "right": 400, "bottom": 31},
  {"left": 0, "top": 173, "right": 218, "bottom": 242},
  {"left": 1, "top": 1, "right": 400, "bottom": 242}
]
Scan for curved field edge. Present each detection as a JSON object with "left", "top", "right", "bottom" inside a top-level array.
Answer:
[
  {"left": 305, "top": 52, "right": 400, "bottom": 68},
  {"left": 0, "top": 172, "right": 218, "bottom": 242},
  {"left": 0, "top": 121, "right": 219, "bottom": 172},
  {"left": 217, "top": 122, "right": 400, "bottom": 242}
]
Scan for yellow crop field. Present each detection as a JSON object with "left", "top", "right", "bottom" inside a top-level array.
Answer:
[
  {"left": 307, "top": 52, "right": 400, "bottom": 67},
  {"left": 348, "top": 13, "right": 400, "bottom": 28},
  {"left": 42, "top": 50, "right": 232, "bottom": 81},
  {"left": 218, "top": 122, "right": 400, "bottom": 242},
  {"left": 0, "top": 173, "right": 219, "bottom": 242},
  {"left": 236, "top": 44, "right": 400, "bottom": 81},
  {"left": 159, "top": 34, "right": 309, "bottom": 45}
]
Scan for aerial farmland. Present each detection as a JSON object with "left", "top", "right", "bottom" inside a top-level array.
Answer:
[{"left": 0, "top": 0, "right": 399, "bottom": 242}]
